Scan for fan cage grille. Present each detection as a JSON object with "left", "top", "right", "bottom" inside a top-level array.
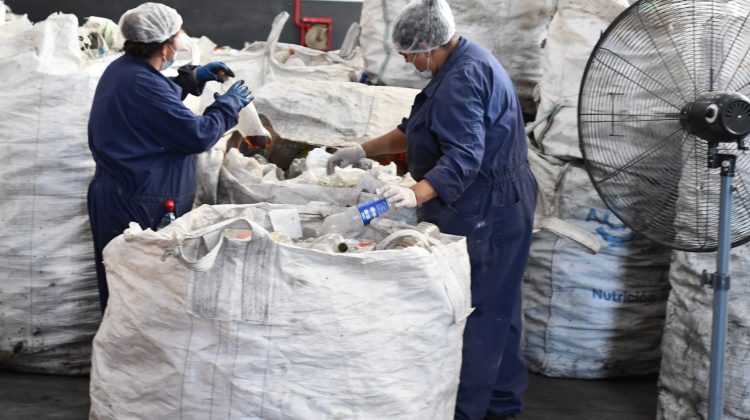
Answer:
[{"left": 579, "top": 0, "right": 750, "bottom": 252}]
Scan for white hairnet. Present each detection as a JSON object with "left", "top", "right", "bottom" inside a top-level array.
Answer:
[
  {"left": 391, "top": 0, "right": 456, "bottom": 53},
  {"left": 118, "top": 2, "right": 183, "bottom": 43}
]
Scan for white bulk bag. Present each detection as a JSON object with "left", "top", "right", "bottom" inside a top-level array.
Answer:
[
  {"left": 0, "top": 14, "right": 109, "bottom": 374},
  {"left": 252, "top": 78, "right": 418, "bottom": 148},
  {"left": 197, "top": 13, "right": 362, "bottom": 151},
  {"left": 216, "top": 148, "right": 419, "bottom": 226},
  {"left": 657, "top": 249, "right": 750, "bottom": 420},
  {"left": 359, "top": 0, "right": 557, "bottom": 114},
  {"left": 524, "top": 153, "right": 672, "bottom": 378},
  {"left": 0, "top": 14, "right": 32, "bottom": 42},
  {"left": 531, "top": 0, "right": 629, "bottom": 159},
  {"left": 203, "top": 12, "right": 360, "bottom": 96},
  {"left": 90, "top": 203, "right": 471, "bottom": 419},
  {"left": 218, "top": 149, "right": 368, "bottom": 206},
  {"left": 358, "top": 0, "right": 425, "bottom": 89}
]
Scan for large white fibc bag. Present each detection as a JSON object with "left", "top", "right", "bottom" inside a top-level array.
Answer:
[
  {"left": 0, "top": 14, "right": 32, "bottom": 42},
  {"left": 358, "top": 0, "right": 426, "bottom": 89},
  {"left": 530, "top": 0, "right": 629, "bottom": 159},
  {"left": 657, "top": 249, "right": 750, "bottom": 420},
  {"left": 0, "top": 13, "right": 110, "bottom": 374},
  {"left": 205, "top": 12, "right": 360, "bottom": 94},
  {"left": 252, "top": 78, "right": 418, "bottom": 148},
  {"left": 523, "top": 152, "right": 673, "bottom": 378},
  {"left": 196, "top": 13, "right": 360, "bottom": 151},
  {"left": 359, "top": 0, "right": 557, "bottom": 114},
  {"left": 218, "top": 149, "right": 368, "bottom": 206},
  {"left": 90, "top": 204, "right": 471, "bottom": 419}
]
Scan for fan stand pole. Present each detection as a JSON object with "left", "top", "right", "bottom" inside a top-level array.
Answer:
[{"left": 706, "top": 154, "right": 736, "bottom": 420}]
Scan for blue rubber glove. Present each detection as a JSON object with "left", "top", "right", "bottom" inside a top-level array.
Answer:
[
  {"left": 196, "top": 62, "right": 235, "bottom": 83},
  {"left": 213, "top": 80, "right": 253, "bottom": 113}
]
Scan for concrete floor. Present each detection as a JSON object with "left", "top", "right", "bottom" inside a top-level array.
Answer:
[{"left": 0, "top": 370, "right": 656, "bottom": 419}]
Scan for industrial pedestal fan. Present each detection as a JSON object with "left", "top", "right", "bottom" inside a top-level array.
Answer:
[{"left": 578, "top": 1, "right": 750, "bottom": 419}]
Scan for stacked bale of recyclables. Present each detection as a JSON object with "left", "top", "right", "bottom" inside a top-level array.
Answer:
[
  {"left": 522, "top": 0, "right": 675, "bottom": 378},
  {"left": 0, "top": 13, "right": 114, "bottom": 374}
]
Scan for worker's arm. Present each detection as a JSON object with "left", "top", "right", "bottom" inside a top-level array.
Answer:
[
  {"left": 412, "top": 179, "right": 438, "bottom": 204},
  {"left": 361, "top": 128, "right": 407, "bottom": 157},
  {"left": 326, "top": 129, "right": 407, "bottom": 174},
  {"left": 379, "top": 179, "right": 437, "bottom": 208}
]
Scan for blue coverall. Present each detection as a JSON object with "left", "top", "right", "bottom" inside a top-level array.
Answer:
[
  {"left": 87, "top": 55, "right": 238, "bottom": 312},
  {"left": 399, "top": 37, "right": 538, "bottom": 419}
]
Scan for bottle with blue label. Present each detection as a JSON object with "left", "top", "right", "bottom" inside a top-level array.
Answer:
[{"left": 321, "top": 197, "right": 391, "bottom": 237}]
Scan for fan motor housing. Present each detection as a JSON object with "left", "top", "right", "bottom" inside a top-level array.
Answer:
[{"left": 681, "top": 91, "right": 750, "bottom": 142}]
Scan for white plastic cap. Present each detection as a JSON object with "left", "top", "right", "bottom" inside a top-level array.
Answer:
[
  {"left": 391, "top": 0, "right": 456, "bottom": 54},
  {"left": 118, "top": 2, "right": 182, "bottom": 43}
]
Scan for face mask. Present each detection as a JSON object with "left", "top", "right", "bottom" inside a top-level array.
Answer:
[
  {"left": 413, "top": 55, "right": 433, "bottom": 79},
  {"left": 171, "top": 32, "right": 197, "bottom": 68},
  {"left": 415, "top": 68, "right": 433, "bottom": 79},
  {"left": 161, "top": 44, "right": 175, "bottom": 71}
]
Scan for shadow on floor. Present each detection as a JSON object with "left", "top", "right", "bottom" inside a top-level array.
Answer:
[{"left": 0, "top": 370, "right": 657, "bottom": 419}]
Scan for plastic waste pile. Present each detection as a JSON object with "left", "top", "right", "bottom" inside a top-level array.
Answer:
[
  {"left": 217, "top": 146, "right": 419, "bottom": 226},
  {"left": 222, "top": 146, "right": 414, "bottom": 189},
  {"left": 265, "top": 198, "right": 440, "bottom": 253}
]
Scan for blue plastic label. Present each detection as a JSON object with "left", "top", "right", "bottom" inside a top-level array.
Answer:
[{"left": 356, "top": 197, "right": 390, "bottom": 225}]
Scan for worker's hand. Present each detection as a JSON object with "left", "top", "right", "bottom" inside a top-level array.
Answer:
[
  {"left": 378, "top": 185, "right": 418, "bottom": 208},
  {"left": 196, "top": 62, "right": 235, "bottom": 83},
  {"left": 213, "top": 80, "right": 253, "bottom": 113},
  {"left": 326, "top": 145, "right": 366, "bottom": 175}
]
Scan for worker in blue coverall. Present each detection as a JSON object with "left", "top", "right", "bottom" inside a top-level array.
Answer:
[
  {"left": 87, "top": 2, "right": 253, "bottom": 312},
  {"left": 327, "top": 1, "right": 537, "bottom": 419}
]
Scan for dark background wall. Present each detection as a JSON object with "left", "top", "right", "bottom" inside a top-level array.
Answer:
[{"left": 4, "top": 0, "right": 363, "bottom": 50}]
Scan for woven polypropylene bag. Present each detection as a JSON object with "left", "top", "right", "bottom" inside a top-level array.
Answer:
[{"left": 90, "top": 203, "right": 471, "bottom": 419}]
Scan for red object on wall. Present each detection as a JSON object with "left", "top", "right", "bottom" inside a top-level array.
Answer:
[{"left": 294, "top": 0, "right": 333, "bottom": 51}]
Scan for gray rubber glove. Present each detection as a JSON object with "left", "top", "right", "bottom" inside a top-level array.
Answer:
[{"left": 326, "top": 145, "right": 366, "bottom": 175}]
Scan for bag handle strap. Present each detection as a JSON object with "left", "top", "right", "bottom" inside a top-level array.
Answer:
[
  {"left": 378, "top": 229, "right": 473, "bottom": 324},
  {"left": 170, "top": 217, "right": 269, "bottom": 272}
]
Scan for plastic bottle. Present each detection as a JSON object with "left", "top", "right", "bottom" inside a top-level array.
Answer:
[
  {"left": 337, "top": 239, "right": 377, "bottom": 253},
  {"left": 297, "top": 233, "right": 345, "bottom": 253},
  {"left": 321, "top": 197, "right": 391, "bottom": 237},
  {"left": 286, "top": 48, "right": 306, "bottom": 66},
  {"left": 157, "top": 199, "right": 176, "bottom": 230},
  {"left": 381, "top": 222, "right": 442, "bottom": 250},
  {"left": 240, "top": 135, "right": 271, "bottom": 158}
]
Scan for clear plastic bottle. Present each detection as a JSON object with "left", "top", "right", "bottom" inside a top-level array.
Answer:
[
  {"left": 157, "top": 199, "right": 176, "bottom": 230},
  {"left": 337, "top": 239, "right": 377, "bottom": 253},
  {"left": 321, "top": 197, "right": 391, "bottom": 237},
  {"left": 297, "top": 233, "right": 345, "bottom": 252}
]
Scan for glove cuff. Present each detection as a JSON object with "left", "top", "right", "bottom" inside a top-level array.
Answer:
[{"left": 354, "top": 144, "right": 367, "bottom": 160}]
